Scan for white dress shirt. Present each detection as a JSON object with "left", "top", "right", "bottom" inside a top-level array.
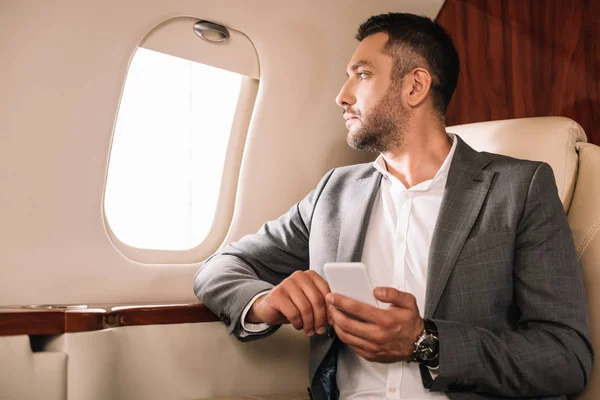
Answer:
[
  {"left": 336, "top": 135, "right": 456, "bottom": 400},
  {"left": 243, "top": 135, "right": 457, "bottom": 399}
]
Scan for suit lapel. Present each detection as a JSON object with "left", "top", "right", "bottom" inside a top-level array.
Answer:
[
  {"left": 424, "top": 137, "right": 495, "bottom": 318},
  {"left": 335, "top": 172, "right": 382, "bottom": 262},
  {"left": 310, "top": 171, "right": 380, "bottom": 391}
]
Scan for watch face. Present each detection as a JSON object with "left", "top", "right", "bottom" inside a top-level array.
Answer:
[{"left": 417, "top": 334, "right": 439, "bottom": 361}]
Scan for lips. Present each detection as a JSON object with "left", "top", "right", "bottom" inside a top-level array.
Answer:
[{"left": 344, "top": 115, "right": 359, "bottom": 128}]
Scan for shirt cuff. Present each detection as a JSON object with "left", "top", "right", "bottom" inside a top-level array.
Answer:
[
  {"left": 427, "top": 364, "right": 439, "bottom": 380},
  {"left": 240, "top": 290, "right": 272, "bottom": 334}
]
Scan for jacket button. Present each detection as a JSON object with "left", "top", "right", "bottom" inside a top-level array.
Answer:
[{"left": 219, "top": 312, "right": 231, "bottom": 326}]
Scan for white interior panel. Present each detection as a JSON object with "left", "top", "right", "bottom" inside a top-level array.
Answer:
[
  {"left": 45, "top": 324, "right": 309, "bottom": 400},
  {"left": 0, "top": 335, "right": 67, "bottom": 400},
  {"left": 141, "top": 17, "right": 260, "bottom": 79}
]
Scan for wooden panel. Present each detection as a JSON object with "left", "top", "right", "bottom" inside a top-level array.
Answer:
[
  {"left": 436, "top": 0, "right": 600, "bottom": 145},
  {"left": 0, "top": 303, "right": 219, "bottom": 336},
  {"left": 64, "top": 310, "right": 106, "bottom": 333},
  {"left": 0, "top": 309, "right": 65, "bottom": 336},
  {"left": 99, "top": 304, "right": 220, "bottom": 330}
]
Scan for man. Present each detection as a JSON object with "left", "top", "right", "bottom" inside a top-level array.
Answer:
[{"left": 194, "top": 13, "right": 593, "bottom": 400}]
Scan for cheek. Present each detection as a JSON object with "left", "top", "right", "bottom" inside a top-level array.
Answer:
[
  {"left": 359, "top": 85, "right": 387, "bottom": 115},
  {"left": 356, "top": 94, "right": 375, "bottom": 116}
]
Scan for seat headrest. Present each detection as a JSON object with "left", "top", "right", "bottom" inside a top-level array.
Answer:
[{"left": 447, "top": 116, "right": 587, "bottom": 212}]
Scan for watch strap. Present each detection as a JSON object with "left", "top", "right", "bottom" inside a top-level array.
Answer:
[{"left": 411, "top": 319, "right": 439, "bottom": 368}]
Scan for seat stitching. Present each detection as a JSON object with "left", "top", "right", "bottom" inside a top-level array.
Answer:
[
  {"left": 577, "top": 217, "right": 600, "bottom": 253},
  {"left": 562, "top": 120, "right": 575, "bottom": 201},
  {"left": 577, "top": 217, "right": 600, "bottom": 260}
]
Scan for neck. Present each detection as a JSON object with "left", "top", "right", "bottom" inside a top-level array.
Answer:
[{"left": 381, "top": 119, "right": 451, "bottom": 189}]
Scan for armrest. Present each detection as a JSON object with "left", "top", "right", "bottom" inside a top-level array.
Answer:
[{"left": 0, "top": 303, "right": 219, "bottom": 336}]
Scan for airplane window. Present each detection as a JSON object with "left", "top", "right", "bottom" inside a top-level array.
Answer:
[{"left": 104, "top": 47, "right": 242, "bottom": 251}]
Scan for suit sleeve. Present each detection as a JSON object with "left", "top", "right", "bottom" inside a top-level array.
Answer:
[
  {"left": 193, "top": 169, "right": 336, "bottom": 341},
  {"left": 428, "top": 162, "right": 594, "bottom": 396}
]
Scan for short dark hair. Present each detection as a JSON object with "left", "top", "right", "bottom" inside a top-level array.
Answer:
[{"left": 356, "top": 13, "right": 459, "bottom": 117}]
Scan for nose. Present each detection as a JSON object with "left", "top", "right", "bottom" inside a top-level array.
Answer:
[{"left": 336, "top": 78, "right": 356, "bottom": 108}]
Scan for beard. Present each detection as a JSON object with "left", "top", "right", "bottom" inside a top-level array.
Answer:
[{"left": 346, "top": 85, "right": 408, "bottom": 153}]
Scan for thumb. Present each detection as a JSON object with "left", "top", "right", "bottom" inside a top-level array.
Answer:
[{"left": 374, "top": 287, "right": 416, "bottom": 309}]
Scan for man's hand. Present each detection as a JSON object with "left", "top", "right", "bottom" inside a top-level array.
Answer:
[
  {"left": 327, "top": 287, "right": 424, "bottom": 363},
  {"left": 247, "top": 270, "right": 331, "bottom": 337}
]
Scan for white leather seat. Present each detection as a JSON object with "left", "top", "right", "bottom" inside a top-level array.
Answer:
[
  {"left": 448, "top": 116, "right": 586, "bottom": 212},
  {"left": 450, "top": 116, "right": 599, "bottom": 399}
]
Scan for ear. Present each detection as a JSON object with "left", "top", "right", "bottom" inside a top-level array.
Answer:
[{"left": 406, "top": 68, "right": 433, "bottom": 108}]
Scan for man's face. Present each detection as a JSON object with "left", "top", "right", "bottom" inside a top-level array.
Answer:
[{"left": 336, "top": 32, "right": 408, "bottom": 153}]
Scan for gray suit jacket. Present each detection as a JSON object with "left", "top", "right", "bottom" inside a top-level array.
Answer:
[{"left": 194, "top": 136, "right": 593, "bottom": 399}]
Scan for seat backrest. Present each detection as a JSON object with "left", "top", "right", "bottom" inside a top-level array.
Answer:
[
  {"left": 447, "top": 116, "right": 587, "bottom": 212},
  {"left": 447, "top": 116, "right": 599, "bottom": 398},
  {"left": 566, "top": 142, "right": 600, "bottom": 399}
]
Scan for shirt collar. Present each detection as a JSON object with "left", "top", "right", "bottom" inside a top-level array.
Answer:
[{"left": 373, "top": 133, "right": 457, "bottom": 189}]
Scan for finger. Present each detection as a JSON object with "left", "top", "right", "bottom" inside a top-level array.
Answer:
[
  {"left": 306, "top": 270, "right": 331, "bottom": 298},
  {"left": 374, "top": 287, "right": 418, "bottom": 310},
  {"left": 328, "top": 304, "right": 381, "bottom": 343},
  {"left": 296, "top": 273, "right": 329, "bottom": 334},
  {"left": 253, "top": 293, "right": 288, "bottom": 325},
  {"left": 332, "top": 319, "right": 378, "bottom": 354},
  {"left": 273, "top": 294, "right": 304, "bottom": 330},
  {"left": 326, "top": 292, "right": 383, "bottom": 323},
  {"left": 283, "top": 283, "right": 316, "bottom": 335}
]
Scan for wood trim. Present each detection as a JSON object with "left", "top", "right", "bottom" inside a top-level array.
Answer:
[
  {"left": 64, "top": 311, "right": 106, "bottom": 334},
  {"left": 436, "top": 0, "right": 600, "bottom": 145},
  {"left": 0, "top": 310, "right": 65, "bottom": 336},
  {"left": 101, "top": 304, "right": 221, "bottom": 330},
  {"left": 0, "top": 303, "right": 219, "bottom": 337}
]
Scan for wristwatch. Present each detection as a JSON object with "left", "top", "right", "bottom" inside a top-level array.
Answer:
[{"left": 411, "top": 319, "right": 439, "bottom": 368}]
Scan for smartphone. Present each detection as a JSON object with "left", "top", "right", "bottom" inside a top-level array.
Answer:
[{"left": 323, "top": 262, "right": 379, "bottom": 308}]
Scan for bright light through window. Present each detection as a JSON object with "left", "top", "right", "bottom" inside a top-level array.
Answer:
[{"left": 105, "top": 48, "right": 242, "bottom": 250}]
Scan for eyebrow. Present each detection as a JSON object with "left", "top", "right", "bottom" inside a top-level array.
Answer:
[{"left": 346, "top": 60, "right": 375, "bottom": 77}]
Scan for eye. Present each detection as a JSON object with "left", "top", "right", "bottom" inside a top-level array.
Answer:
[{"left": 358, "top": 72, "right": 369, "bottom": 81}]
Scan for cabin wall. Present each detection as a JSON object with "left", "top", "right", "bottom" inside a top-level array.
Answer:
[
  {"left": 0, "top": 0, "right": 444, "bottom": 306},
  {"left": 0, "top": 335, "right": 66, "bottom": 400},
  {"left": 0, "top": 2, "right": 446, "bottom": 399},
  {"left": 436, "top": 0, "right": 600, "bottom": 145},
  {"left": 43, "top": 324, "right": 309, "bottom": 400}
]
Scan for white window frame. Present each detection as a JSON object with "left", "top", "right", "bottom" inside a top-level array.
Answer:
[{"left": 103, "top": 17, "right": 259, "bottom": 264}]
